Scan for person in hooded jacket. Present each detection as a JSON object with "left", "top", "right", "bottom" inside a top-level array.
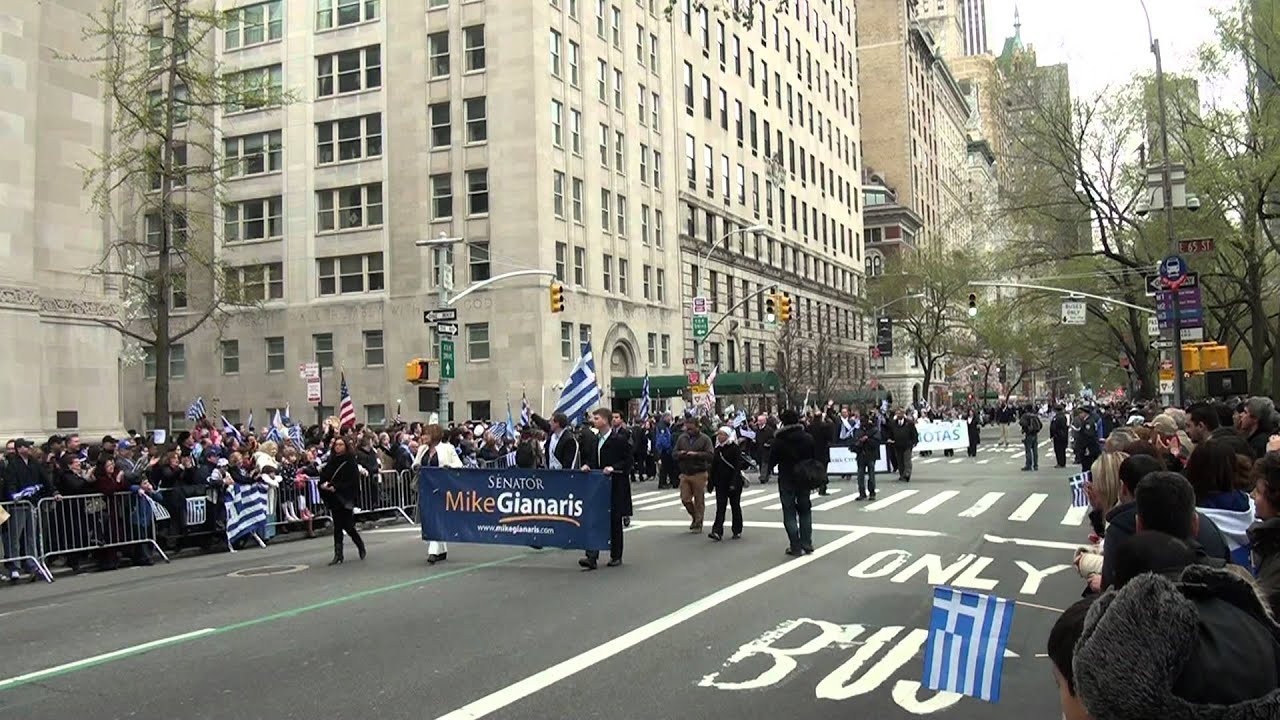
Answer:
[
  {"left": 708, "top": 426, "right": 745, "bottom": 541},
  {"left": 1248, "top": 451, "right": 1280, "bottom": 617},
  {"left": 769, "top": 409, "right": 818, "bottom": 556},
  {"left": 1186, "top": 437, "right": 1257, "bottom": 568},
  {"left": 807, "top": 412, "right": 832, "bottom": 496}
]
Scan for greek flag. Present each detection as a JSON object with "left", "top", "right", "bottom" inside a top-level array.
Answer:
[
  {"left": 639, "top": 373, "right": 651, "bottom": 421},
  {"left": 265, "top": 424, "right": 282, "bottom": 444},
  {"left": 225, "top": 483, "right": 269, "bottom": 543},
  {"left": 221, "top": 416, "right": 243, "bottom": 443},
  {"left": 186, "top": 396, "right": 206, "bottom": 421},
  {"left": 922, "top": 586, "right": 1015, "bottom": 703},
  {"left": 555, "top": 343, "right": 601, "bottom": 424},
  {"left": 288, "top": 424, "right": 304, "bottom": 451},
  {"left": 1070, "top": 472, "right": 1090, "bottom": 508},
  {"left": 520, "top": 393, "right": 532, "bottom": 428},
  {"left": 489, "top": 421, "right": 512, "bottom": 442},
  {"left": 246, "top": 411, "right": 255, "bottom": 433}
]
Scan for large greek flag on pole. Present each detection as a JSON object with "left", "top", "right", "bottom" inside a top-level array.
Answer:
[
  {"left": 922, "top": 586, "right": 1014, "bottom": 703},
  {"left": 639, "top": 372, "right": 651, "bottom": 420},
  {"left": 225, "top": 484, "right": 269, "bottom": 543},
  {"left": 554, "top": 343, "right": 601, "bottom": 424}
]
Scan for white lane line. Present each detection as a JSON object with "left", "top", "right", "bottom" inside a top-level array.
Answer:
[
  {"left": 920, "top": 458, "right": 943, "bottom": 465},
  {"left": 1039, "top": 439, "right": 1051, "bottom": 447},
  {"left": 640, "top": 488, "right": 768, "bottom": 512},
  {"left": 1008, "top": 493, "right": 1048, "bottom": 522},
  {"left": 736, "top": 489, "right": 783, "bottom": 508},
  {"left": 761, "top": 488, "right": 842, "bottom": 511},
  {"left": 958, "top": 492, "right": 1006, "bottom": 518},
  {"left": 433, "top": 530, "right": 873, "bottom": 720},
  {"left": 0, "top": 628, "right": 217, "bottom": 691},
  {"left": 630, "top": 490, "right": 664, "bottom": 501},
  {"left": 864, "top": 490, "right": 919, "bottom": 511},
  {"left": 630, "top": 519, "right": 943, "bottom": 537},
  {"left": 984, "top": 533, "right": 1081, "bottom": 551},
  {"left": 947, "top": 458, "right": 965, "bottom": 464},
  {"left": 631, "top": 492, "right": 680, "bottom": 508},
  {"left": 906, "top": 490, "right": 960, "bottom": 515},
  {"left": 1060, "top": 506, "right": 1090, "bottom": 526},
  {"left": 1010, "top": 451, "right": 1024, "bottom": 459},
  {"left": 976, "top": 459, "right": 991, "bottom": 465},
  {"left": 812, "top": 493, "right": 866, "bottom": 512}
]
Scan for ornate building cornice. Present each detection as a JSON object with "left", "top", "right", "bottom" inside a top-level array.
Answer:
[{"left": 0, "top": 284, "right": 117, "bottom": 319}]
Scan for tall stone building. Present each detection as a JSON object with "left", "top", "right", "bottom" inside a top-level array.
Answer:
[{"left": 0, "top": 0, "right": 123, "bottom": 438}]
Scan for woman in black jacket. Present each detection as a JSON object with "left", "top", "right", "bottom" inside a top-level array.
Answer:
[
  {"left": 708, "top": 427, "right": 745, "bottom": 541},
  {"left": 319, "top": 437, "right": 366, "bottom": 565}
]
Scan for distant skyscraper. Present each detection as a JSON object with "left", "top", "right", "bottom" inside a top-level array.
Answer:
[{"left": 964, "top": 0, "right": 989, "bottom": 55}]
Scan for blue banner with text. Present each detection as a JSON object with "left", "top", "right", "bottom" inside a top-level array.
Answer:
[{"left": 419, "top": 467, "right": 612, "bottom": 550}]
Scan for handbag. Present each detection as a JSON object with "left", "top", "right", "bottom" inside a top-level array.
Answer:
[
  {"left": 795, "top": 458, "right": 827, "bottom": 491},
  {"left": 717, "top": 449, "right": 748, "bottom": 488}
]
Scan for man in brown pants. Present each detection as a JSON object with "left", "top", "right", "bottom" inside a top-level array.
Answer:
[{"left": 674, "top": 417, "right": 715, "bottom": 532}]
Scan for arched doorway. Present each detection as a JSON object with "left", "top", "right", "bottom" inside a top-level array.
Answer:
[
  {"left": 912, "top": 383, "right": 921, "bottom": 407},
  {"left": 610, "top": 345, "right": 633, "bottom": 378}
]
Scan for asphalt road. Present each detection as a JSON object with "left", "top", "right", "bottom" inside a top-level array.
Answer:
[{"left": 0, "top": 428, "right": 1086, "bottom": 719}]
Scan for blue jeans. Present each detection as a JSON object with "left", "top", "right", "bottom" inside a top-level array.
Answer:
[
  {"left": 1023, "top": 436, "right": 1039, "bottom": 470},
  {"left": 3, "top": 506, "right": 39, "bottom": 573},
  {"left": 778, "top": 483, "right": 813, "bottom": 552}
]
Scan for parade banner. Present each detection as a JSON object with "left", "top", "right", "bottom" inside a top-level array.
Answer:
[
  {"left": 827, "top": 447, "right": 890, "bottom": 474},
  {"left": 914, "top": 420, "right": 969, "bottom": 453},
  {"left": 419, "top": 467, "right": 612, "bottom": 550}
]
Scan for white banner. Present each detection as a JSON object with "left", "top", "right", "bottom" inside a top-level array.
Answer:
[
  {"left": 828, "top": 446, "right": 890, "bottom": 474},
  {"left": 914, "top": 420, "right": 969, "bottom": 453}
]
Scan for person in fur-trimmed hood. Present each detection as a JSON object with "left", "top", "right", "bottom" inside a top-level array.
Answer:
[{"left": 1073, "top": 563, "right": 1280, "bottom": 720}]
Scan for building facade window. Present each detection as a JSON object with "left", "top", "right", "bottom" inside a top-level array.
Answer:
[
  {"left": 463, "top": 24, "right": 486, "bottom": 71},
  {"left": 221, "top": 340, "right": 240, "bottom": 374},
  {"left": 225, "top": 64, "right": 284, "bottom": 113},
  {"left": 266, "top": 337, "right": 285, "bottom": 372},
  {"left": 316, "top": 115, "right": 381, "bottom": 164},
  {"left": 316, "top": 0, "right": 379, "bottom": 30},
  {"left": 316, "top": 183, "right": 383, "bottom": 231},
  {"left": 317, "top": 45, "right": 381, "bottom": 96},
  {"left": 464, "top": 97, "right": 487, "bottom": 143},
  {"left": 223, "top": 196, "right": 283, "bottom": 243},
  {"left": 469, "top": 242, "right": 490, "bottom": 282},
  {"left": 225, "top": 1, "right": 284, "bottom": 50},
  {"left": 363, "top": 330, "right": 384, "bottom": 366},
  {"left": 466, "top": 169, "right": 489, "bottom": 215},
  {"left": 317, "top": 252, "right": 385, "bottom": 295},
  {"left": 224, "top": 130, "right": 282, "bottom": 178},
  {"left": 430, "top": 174, "right": 453, "bottom": 219},
  {"left": 466, "top": 323, "right": 490, "bottom": 361},
  {"left": 227, "top": 262, "right": 284, "bottom": 303},
  {"left": 313, "top": 333, "right": 334, "bottom": 368},
  {"left": 561, "top": 322, "right": 573, "bottom": 359}
]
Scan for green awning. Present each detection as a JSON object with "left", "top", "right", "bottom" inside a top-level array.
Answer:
[{"left": 610, "top": 372, "right": 781, "bottom": 400}]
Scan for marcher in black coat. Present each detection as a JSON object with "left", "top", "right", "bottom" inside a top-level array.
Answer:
[
  {"left": 808, "top": 414, "right": 833, "bottom": 495},
  {"left": 319, "top": 437, "right": 366, "bottom": 565},
  {"left": 545, "top": 413, "right": 581, "bottom": 470},
  {"left": 708, "top": 427, "right": 745, "bottom": 541},
  {"left": 1049, "top": 406, "right": 1070, "bottom": 468},
  {"left": 578, "top": 408, "right": 633, "bottom": 569}
]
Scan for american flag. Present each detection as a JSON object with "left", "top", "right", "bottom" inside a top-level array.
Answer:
[
  {"left": 1070, "top": 471, "right": 1091, "bottom": 508},
  {"left": 639, "top": 372, "right": 651, "bottom": 420},
  {"left": 338, "top": 372, "right": 357, "bottom": 430}
]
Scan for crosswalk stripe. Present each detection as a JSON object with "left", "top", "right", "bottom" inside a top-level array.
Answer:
[
  {"left": 738, "top": 489, "right": 784, "bottom": 508},
  {"left": 1039, "top": 439, "right": 1051, "bottom": 447},
  {"left": 630, "top": 490, "right": 663, "bottom": 501},
  {"left": 947, "top": 458, "right": 964, "bottom": 464},
  {"left": 920, "top": 458, "right": 942, "bottom": 465},
  {"left": 760, "top": 487, "right": 840, "bottom": 511},
  {"left": 632, "top": 492, "right": 680, "bottom": 508},
  {"left": 976, "top": 459, "right": 991, "bottom": 465},
  {"left": 638, "top": 487, "right": 769, "bottom": 513},
  {"left": 813, "top": 493, "right": 866, "bottom": 511},
  {"left": 1008, "top": 493, "right": 1048, "bottom": 522},
  {"left": 1010, "top": 452, "right": 1024, "bottom": 459},
  {"left": 864, "top": 490, "right": 919, "bottom": 511},
  {"left": 1060, "top": 505, "right": 1090, "bottom": 526},
  {"left": 958, "top": 492, "right": 1006, "bottom": 518},
  {"left": 907, "top": 490, "right": 960, "bottom": 515}
]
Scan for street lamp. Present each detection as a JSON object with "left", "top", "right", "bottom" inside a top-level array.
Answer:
[{"left": 692, "top": 224, "right": 769, "bottom": 369}]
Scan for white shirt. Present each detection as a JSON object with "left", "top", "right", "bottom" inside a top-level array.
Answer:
[{"left": 548, "top": 430, "right": 563, "bottom": 469}]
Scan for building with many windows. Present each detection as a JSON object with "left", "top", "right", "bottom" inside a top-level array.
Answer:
[
  {"left": 667, "top": 0, "right": 870, "bottom": 407},
  {"left": 1, "top": 0, "right": 123, "bottom": 438},
  {"left": 121, "top": 0, "right": 686, "bottom": 427}
]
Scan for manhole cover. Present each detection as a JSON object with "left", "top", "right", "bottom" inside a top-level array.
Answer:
[{"left": 226, "top": 564, "right": 308, "bottom": 578}]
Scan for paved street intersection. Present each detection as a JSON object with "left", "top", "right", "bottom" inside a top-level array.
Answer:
[{"left": 0, "top": 431, "right": 1082, "bottom": 719}]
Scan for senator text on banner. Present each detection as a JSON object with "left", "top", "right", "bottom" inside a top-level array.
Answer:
[
  {"left": 419, "top": 467, "right": 612, "bottom": 550},
  {"left": 914, "top": 420, "right": 969, "bottom": 453}
]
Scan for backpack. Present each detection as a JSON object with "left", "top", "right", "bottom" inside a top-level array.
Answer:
[
  {"left": 1023, "top": 415, "right": 1042, "bottom": 434},
  {"left": 795, "top": 458, "right": 828, "bottom": 491},
  {"left": 654, "top": 426, "right": 673, "bottom": 454}
]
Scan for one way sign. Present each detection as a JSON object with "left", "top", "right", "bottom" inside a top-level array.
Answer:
[
  {"left": 1143, "top": 271, "right": 1197, "bottom": 297},
  {"left": 423, "top": 308, "right": 458, "bottom": 324}
]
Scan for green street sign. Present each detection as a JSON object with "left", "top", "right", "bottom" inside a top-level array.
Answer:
[
  {"left": 692, "top": 315, "right": 709, "bottom": 339},
  {"left": 440, "top": 339, "right": 456, "bottom": 380}
]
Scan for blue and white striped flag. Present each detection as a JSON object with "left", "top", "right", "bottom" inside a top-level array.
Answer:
[
  {"left": 489, "top": 421, "right": 514, "bottom": 442},
  {"left": 186, "top": 396, "right": 207, "bottom": 421},
  {"left": 1070, "top": 471, "right": 1090, "bottom": 508},
  {"left": 246, "top": 411, "right": 255, "bottom": 433},
  {"left": 922, "top": 586, "right": 1015, "bottom": 703},
  {"left": 225, "top": 483, "right": 269, "bottom": 543},
  {"left": 221, "top": 416, "right": 243, "bottom": 443},
  {"left": 520, "top": 392, "right": 532, "bottom": 428},
  {"left": 265, "top": 424, "right": 282, "bottom": 444},
  {"left": 639, "top": 372, "right": 651, "bottom": 421},
  {"left": 555, "top": 343, "right": 601, "bottom": 424},
  {"left": 288, "top": 424, "right": 304, "bottom": 451}
]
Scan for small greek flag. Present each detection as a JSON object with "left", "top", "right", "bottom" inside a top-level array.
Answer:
[
  {"left": 639, "top": 372, "right": 651, "bottom": 421},
  {"left": 288, "top": 424, "right": 304, "bottom": 451},
  {"left": 1070, "top": 472, "right": 1090, "bottom": 508},
  {"left": 186, "top": 396, "right": 207, "bottom": 421},
  {"left": 225, "top": 483, "right": 269, "bottom": 543},
  {"left": 922, "top": 586, "right": 1015, "bottom": 703},
  {"left": 221, "top": 416, "right": 243, "bottom": 443},
  {"left": 555, "top": 343, "right": 601, "bottom": 424},
  {"left": 520, "top": 392, "right": 532, "bottom": 428},
  {"left": 489, "top": 421, "right": 514, "bottom": 442}
]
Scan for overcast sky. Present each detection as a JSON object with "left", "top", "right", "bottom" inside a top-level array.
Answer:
[{"left": 982, "top": 0, "right": 1241, "bottom": 104}]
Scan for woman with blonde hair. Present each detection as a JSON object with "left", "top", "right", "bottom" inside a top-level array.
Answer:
[
  {"left": 1075, "top": 451, "right": 1128, "bottom": 592},
  {"left": 415, "top": 424, "right": 461, "bottom": 564}
]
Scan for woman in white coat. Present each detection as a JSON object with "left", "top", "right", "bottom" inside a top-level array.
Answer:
[{"left": 415, "top": 423, "right": 460, "bottom": 564}]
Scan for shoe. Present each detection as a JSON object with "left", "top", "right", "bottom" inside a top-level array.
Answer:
[
  {"left": 8, "top": 570, "right": 18, "bottom": 581},
  {"left": 530, "top": 545, "right": 544, "bottom": 550},
  {"left": 855, "top": 495, "right": 868, "bottom": 501},
  {"left": 579, "top": 557, "right": 598, "bottom": 570},
  {"left": 785, "top": 547, "right": 802, "bottom": 556},
  {"left": 328, "top": 556, "right": 344, "bottom": 566},
  {"left": 708, "top": 532, "right": 723, "bottom": 541},
  {"left": 869, "top": 493, "right": 877, "bottom": 500},
  {"left": 802, "top": 545, "right": 814, "bottom": 554},
  {"left": 427, "top": 554, "right": 441, "bottom": 565},
  {"left": 731, "top": 533, "right": 741, "bottom": 539},
  {"left": 623, "top": 516, "right": 631, "bottom": 527},
  {"left": 358, "top": 544, "right": 367, "bottom": 560},
  {"left": 606, "top": 558, "right": 622, "bottom": 567},
  {"left": 1021, "top": 467, "right": 1031, "bottom": 472},
  {"left": 691, "top": 525, "right": 703, "bottom": 534},
  {"left": 818, "top": 490, "right": 828, "bottom": 496}
]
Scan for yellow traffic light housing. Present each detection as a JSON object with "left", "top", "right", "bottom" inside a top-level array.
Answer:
[
  {"left": 405, "top": 358, "right": 429, "bottom": 384},
  {"left": 778, "top": 294, "right": 792, "bottom": 322},
  {"left": 1181, "top": 345, "right": 1202, "bottom": 373},
  {"left": 1201, "top": 344, "right": 1230, "bottom": 371},
  {"left": 549, "top": 281, "right": 565, "bottom": 313}
]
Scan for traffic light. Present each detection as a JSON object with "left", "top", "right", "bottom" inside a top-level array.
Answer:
[
  {"left": 778, "top": 294, "right": 792, "bottom": 322},
  {"left": 405, "top": 358, "right": 429, "bottom": 384},
  {"left": 1182, "top": 345, "right": 1202, "bottom": 373},
  {"left": 967, "top": 292, "right": 978, "bottom": 317},
  {"left": 765, "top": 294, "right": 777, "bottom": 323},
  {"left": 549, "top": 281, "right": 565, "bottom": 313},
  {"left": 1201, "top": 344, "right": 1230, "bottom": 371}
]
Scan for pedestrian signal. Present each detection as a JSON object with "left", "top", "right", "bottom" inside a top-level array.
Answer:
[
  {"left": 549, "top": 281, "right": 565, "bottom": 313},
  {"left": 765, "top": 294, "right": 777, "bottom": 323},
  {"left": 405, "top": 358, "right": 429, "bottom": 383}
]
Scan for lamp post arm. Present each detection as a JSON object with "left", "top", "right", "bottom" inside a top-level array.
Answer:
[
  {"left": 966, "top": 281, "right": 1156, "bottom": 315},
  {"left": 444, "top": 270, "right": 558, "bottom": 306}
]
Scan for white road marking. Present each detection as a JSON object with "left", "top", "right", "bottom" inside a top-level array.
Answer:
[
  {"left": 433, "top": 531, "right": 873, "bottom": 720},
  {"left": 760, "top": 487, "right": 841, "bottom": 511},
  {"left": 957, "top": 492, "right": 1005, "bottom": 518},
  {"left": 630, "top": 490, "right": 664, "bottom": 501},
  {"left": 0, "top": 628, "right": 217, "bottom": 691},
  {"left": 984, "top": 533, "right": 1081, "bottom": 551},
  {"left": 1010, "top": 451, "right": 1024, "bottom": 459},
  {"left": 812, "top": 493, "right": 867, "bottom": 512},
  {"left": 906, "top": 490, "right": 959, "bottom": 515},
  {"left": 976, "top": 459, "right": 991, "bottom": 465},
  {"left": 631, "top": 492, "right": 680, "bottom": 508},
  {"left": 864, "top": 490, "right": 919, "bottom": 511},
  {"left": 1039, "top": 439, "right": 1051, "bottom": 447},
  {"left": 629, "top": 519, "right": 943, "bottom": 537},
  {"left": 947, "top": 458, "right": 964, "bottom": 464},
  {"left": 1060, "top": 505, "right": 1090, "bottom": 526},
  {"left": 1007, "top": 493, "right": 1048, "bottom": 522},
  {"left": 640, "top": 488, "right": 769, "bottom": 512},
  {"left": 739, "top": 490, "right": 785, "bottom": 508},
  {"left": 919, "top": 458, "right": 942, "bottom": 465}
]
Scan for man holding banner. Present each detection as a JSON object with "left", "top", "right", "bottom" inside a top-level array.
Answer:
[{"left": 579, "top": 407, "right": 632, "bottom": 569}]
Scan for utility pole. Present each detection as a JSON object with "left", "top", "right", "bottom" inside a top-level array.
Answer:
[
  {"left": 1152, "top": 37, "right": 1185, "bottom": 407},
  {"left": 436, "top": 244, "right": 453, "bottom": 426}
]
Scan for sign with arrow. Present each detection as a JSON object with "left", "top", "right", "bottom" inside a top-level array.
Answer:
[
  {"left": 439, "top": 340, "right": 456, "bottom": 380},
  {"left": 1144, "top": 271, "right": 1197, "bottom": 297},
  {"left": 1060, "top": 300, "right": 1087, "bottom": 325},
  {"left": 435, "top": 321, "right": 460, "bottom": 337},
  {"left": 423, "top": 308, "right": 458, "bottom": 324}
]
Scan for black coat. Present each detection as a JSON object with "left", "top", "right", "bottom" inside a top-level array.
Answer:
[
  {"left": 770, "top": 424, "right": 817, "bottom": 489},
  {"left": 808, "top": 420, "right": 832, "bottom": 464},
  {"left": 320, "top": 453, "right": 361, "bottom": 507},
  {"left": 580, "top": 430, "right": 633, "bottom": 516},
  {"left": 546, "top": 430, "right": 580, "bottom": 470},
  {"left": 3, "top": 455, "right": 53, "bottom": 500},
  {"left": 890, "top": 418, "right": 919, "bottom": 448},
  {"left": 709, "top": 442, "right": 744, "bottom": 491},
  {"left": 1050, "top": 413, "right": 1070, "bottom": 442}
]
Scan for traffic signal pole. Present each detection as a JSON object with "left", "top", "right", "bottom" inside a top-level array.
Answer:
[{"left": 1151, "top": 36, "right": 1185, "bottom": 407}]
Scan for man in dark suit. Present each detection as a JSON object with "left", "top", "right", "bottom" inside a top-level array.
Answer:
[
  {"left": 545, "top": 412, "right": 580, "bottom": 470},
  {"left": 579, "top": 407, "right": 632, "bottom": 570}
]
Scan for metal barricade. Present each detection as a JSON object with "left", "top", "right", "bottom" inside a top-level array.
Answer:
[
  {"left": 37, "top": 492, "right": 169, "bottom": 566},
  {"left": 476, "top": 453, "right": 517, "bottom": 470},
  {"left": 353, "top": 470, "right": 414, "bottom": 524},
  {"left": 1, "top": 500, "right": 52, "bottom": 582},
  {"left": 268, "top": 476, "right": 330, "bottom": 529}
]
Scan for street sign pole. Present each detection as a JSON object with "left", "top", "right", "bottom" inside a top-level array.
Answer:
[
  {"left": 1160, "top": 255, "right": 1188, "bottom": 406},
  {"left": 436, "top": 246, "right": 453, "bottom": 425}
]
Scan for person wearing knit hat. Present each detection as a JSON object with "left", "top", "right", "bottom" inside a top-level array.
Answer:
[{"left": 1073, "top": 564, "right": 1280, "bottom": 719}]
